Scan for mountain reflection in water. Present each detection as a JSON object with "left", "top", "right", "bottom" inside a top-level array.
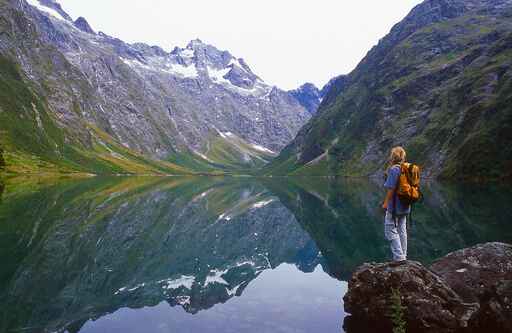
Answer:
[{"left": 0, "top": 176, "right": 511, "bottom": 333}]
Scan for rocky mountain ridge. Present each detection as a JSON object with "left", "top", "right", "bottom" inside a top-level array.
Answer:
[
  {"left": 266, "top": 0, "right": 512, "bottom": 180},
  {"left": 0, "top": 0, "right": 311, "bottom": 174},
  {"left": 288, "top": 77, "right": 342, "bottom": 115}
]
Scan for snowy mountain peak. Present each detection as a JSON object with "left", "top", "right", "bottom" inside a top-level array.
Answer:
[
  {"left": 163, "top": 40, "right": 269, "bottom": 94},
  {"left": 186, "top": 38, "right": 205, "bottom": 49}
]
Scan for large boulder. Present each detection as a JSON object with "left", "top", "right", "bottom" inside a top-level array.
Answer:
[
  {"left": 430, "top": 242, "right": 512, "bottom": 302},
  {"left": 343, "top": 261, "right": 478, "bottom": 333},
  {"left": 431, "top": 242, "right": 512, "bottom": 333}
]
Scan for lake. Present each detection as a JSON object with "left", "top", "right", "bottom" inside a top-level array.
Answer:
[{"left": 1, "top": 176, "right": 511, "bottom": 333}]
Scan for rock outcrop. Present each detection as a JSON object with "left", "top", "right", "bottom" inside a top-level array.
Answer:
[
  {"left": 287, "top": 76, "right": 347, "bottom": 116},
  {"left": 431, "top": 242, "right": 512, "bottom": 333},
  {"left": 73, "top": 17, "right": 94, "bottom": 34},
  {"left": 289, "top": 83, "right": 323, "bottom": 115},
  {"left": 343, "top": 261, "right": 479, "bottom": 333},
  {"left": 344, "top": 242, "right": 512, "bottom": 333}
]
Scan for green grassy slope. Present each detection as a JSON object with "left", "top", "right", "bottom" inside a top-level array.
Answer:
[
  {"left": 0, "top": 0, "right": 195, "bottom": 176},
  {"left": 0, "top": 54, "right": 191, "bottom": 175},
  {"left": 205, "top": 133, "right": 275, "bottom": 169},
  {"left": 168, "top": 132, "right": 276, "bottom": 174}
]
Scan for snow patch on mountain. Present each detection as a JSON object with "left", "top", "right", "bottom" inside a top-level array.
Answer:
[
  {"left": 251, "top": 144, "right": 275, "bottom": 154},
  {"left": 208, "top": 66, "right": 231, "bottom": 84},
  {"left": 207, "top": 66, "right": 271, "bottom": 97},
  {"left": 121, "top": 56, "right": 198, "bottom": 79},
  {"left": 120, "top": 57, "right": 151, "bottom": 71},
  {"left": 204, "top": 270, "right": 229, "bottom": 286},
  {"left": 176, "top": 296, "right": 191, "bottom": 306},
  {"left": 164, "top": 62, "right": 198, "bottom": 79},
  {"left": 252, "top": 199, "right": 275, "bottom": 209},
  {"left": 180, "top": 48, "right": 195, "bottom": 59},
  {"left": 159, "top": 275, "right": 195, "bottom": 290},
  {"left": 227, "top": 283, "right": 243, "bottom": 296},
  {"left": 218, "top": 131, "right": 235, "bottom": 139},
  {"left": 192, "top": 150, "right": 214, "bottom": 163},
  {"left": 114, "top": 282, "right": 146, "bottom": 294},
  {"left": 217, "top": 212, "right": 232, "bottom": 222},
  {"left": 26, "top": 0, "right": 66, "bottom": 20}
]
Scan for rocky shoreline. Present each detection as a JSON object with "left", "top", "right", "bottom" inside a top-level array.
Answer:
[{"left": 343, "top": 242, "right": 512, "bottom": 333}]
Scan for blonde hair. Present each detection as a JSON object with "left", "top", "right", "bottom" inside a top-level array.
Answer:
[{"left": 387, "top": 146, "right": 406, "bottom": 171}]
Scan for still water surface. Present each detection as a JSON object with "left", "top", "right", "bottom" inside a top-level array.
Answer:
[{"left": 0, "top": 176, "right": 511, "bottom": 333}]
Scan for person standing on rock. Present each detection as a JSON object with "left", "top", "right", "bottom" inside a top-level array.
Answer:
[{"left": 382, "top": 146, "right": 411, "bottom": 262}]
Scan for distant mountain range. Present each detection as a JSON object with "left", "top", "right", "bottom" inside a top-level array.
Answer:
[
  {"left": 266, "top": 0, "right": 512, "bottom": 180},
  {"left": 0, "top": 0, "right": 315, "bottom": 174}
]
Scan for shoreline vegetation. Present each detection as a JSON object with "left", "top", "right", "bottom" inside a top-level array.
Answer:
[
  {"left": 0, "top": 145, "right": 507, "bottom": 183},
  {"left": 1, "top": 168, "right": 508, "bottom": 183}
]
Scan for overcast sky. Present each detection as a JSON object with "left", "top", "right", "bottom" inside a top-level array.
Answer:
[{"left": 59, "top": 0, "right": 423, "bottom": 90}]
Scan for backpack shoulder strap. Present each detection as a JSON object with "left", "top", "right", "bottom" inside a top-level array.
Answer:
[{"left": 392, "top": 163, "right": 402, "bottom": 220}]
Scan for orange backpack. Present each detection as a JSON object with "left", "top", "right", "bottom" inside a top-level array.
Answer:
[{"left": 396, "top": 162, "right": 421, "bottom": 205}]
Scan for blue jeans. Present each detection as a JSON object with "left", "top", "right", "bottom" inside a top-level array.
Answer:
[{"left": 384, "top": 212, "right": 407, "bottom": 261}]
